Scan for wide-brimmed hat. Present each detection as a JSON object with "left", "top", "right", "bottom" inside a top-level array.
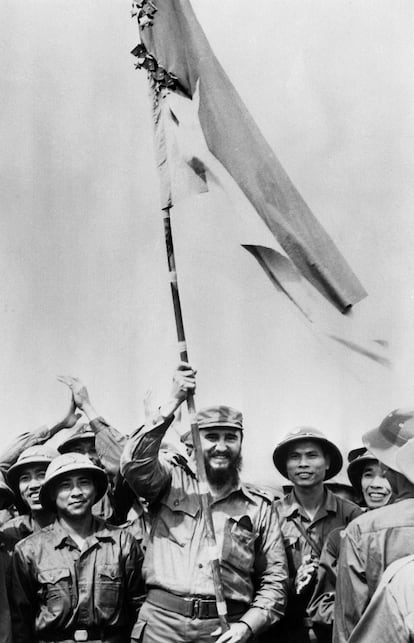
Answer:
[
  {"left": 272, "top": 427, "right": 343, "bottom": 480},
  {"left": 195, "top": 406, "right": 243, "bottom": 431},
  {"left": 347, "top": 448, "right": 379, "bottom": 493},
  {"left": 7, "top": 445, "right": 60, "bottom": 495},
  {"left": 57, "top": 423, "right": 96, "bottom": 454},
  {"left": 363, "top": 408, "right": 414, "bottom": 474},
  {"left": 39, "top": 453, "right": 107, "bottom": 512},
  {"left": 394, "top": 438, "right": 414, "bottom": 484}
]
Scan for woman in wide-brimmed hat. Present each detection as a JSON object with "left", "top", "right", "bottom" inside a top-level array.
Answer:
[{"left": 347, "top": 447, "right": 393, "bottom": 510}]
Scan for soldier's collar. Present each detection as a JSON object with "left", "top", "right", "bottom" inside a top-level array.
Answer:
[
  {"left": 283, "top": 487, "right": 336, "bottom": 519},
  {"left": 52, "top": 518, "right": 116, "bottom": 549}
]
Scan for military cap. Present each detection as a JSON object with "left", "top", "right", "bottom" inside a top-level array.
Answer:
[
  {"left": 195, "top": 405, "right": 243, "bottom": 430},
  {"left": 7, "top": 445, "right": 59, "bottom": 494},
  {"left": 272, "top": 426, "right": 343, "bottom": 480},
  {"left": 57, "top": 423, "right": 96, "bottom": 454},
  {"left": 347, "top": 448, "right": 379, "bottom": 493},
  {"left": 40, "top": 452, "right": 107, "bottom": 512}
]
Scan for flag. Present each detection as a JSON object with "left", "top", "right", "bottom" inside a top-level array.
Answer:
[{"left": 131, "top": 0, "right": 366, "bottom": 314}]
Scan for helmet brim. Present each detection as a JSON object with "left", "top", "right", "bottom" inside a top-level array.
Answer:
[{"left": 272, "top": 436, "right": 343, "bottom": 481}]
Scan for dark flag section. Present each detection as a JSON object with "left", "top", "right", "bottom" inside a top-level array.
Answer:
[{"left": 131, "top": 0, "right": 366, "bottom": 314}]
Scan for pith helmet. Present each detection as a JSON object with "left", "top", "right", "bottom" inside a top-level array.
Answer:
[
  {"left": 39, "top": 452, "right": 107, "bottom": 512},
  {"left": 347, "top": 448, "right": 379, "bottom": 493},
  {"left": 195, "top": 406, "right": 243, "bottom": 430},
  {"left": 363, "top": 408, "right": 414, "bottom": 473},
  {"left": 272, "top": 426, "right": 343, "bottom": 481},
  {"left": 7, "top": 445, "right": 59, "bottom": 494},
  {"left": 57, "top": 423, "right": 96, "bottom": 454}
]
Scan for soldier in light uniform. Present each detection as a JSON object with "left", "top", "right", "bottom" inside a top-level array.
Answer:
[
  {"left": 121, "top": 362, "right": 288, "bottom": 643},
  {"left": 271, "top": 427, "right": 361, "bottom": 642}
]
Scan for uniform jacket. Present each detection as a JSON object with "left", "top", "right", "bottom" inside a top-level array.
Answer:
[
  {"left": 120, "top": 418, "right": 288, "bottom": 636},
  {"left": 10, "top": 518, "right": 143, "bottom": 643},
  {"left": 333, "top": 494, "right": 414, "bottom": 642},
  {"left": 275, "top": 489, "right": 361, "bottom": 633}
]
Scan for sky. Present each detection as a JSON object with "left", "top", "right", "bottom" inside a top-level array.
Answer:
[{"left": 1, "top": 0, "right": 414, "bottom": 485}]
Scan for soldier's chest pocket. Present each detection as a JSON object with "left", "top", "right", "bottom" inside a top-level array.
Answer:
[
  {"left": 222, "top": 516, "right": 256, "bottom": 571},
  {"left": 37, "top": 567, "right": 73, "bottom": 610},
  {"left": 94, "top": 565, "right": 122, "bottom": 618},
  {"left": 155, "top": 494, "right": 199, "bottom": 547}
]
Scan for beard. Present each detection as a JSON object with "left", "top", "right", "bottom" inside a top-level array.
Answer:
[{"left": 204, "top": 451, "right": 243, "bottom": 487}]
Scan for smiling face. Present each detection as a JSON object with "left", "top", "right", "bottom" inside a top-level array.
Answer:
[
  {"left": 286, "top": 440, "right": 330, "bottom": 489},
  {"left": 18, "top": 465, "right": 48, "bottom": 513},
  {"left": 361, "top": 462, "right": 392, "bottom": 509},
  {"left": 53, "top": 472, "right": 96, "bottom": 520},
  {"left": 199, "top": 428, "right": 242, "bottom": 485}
]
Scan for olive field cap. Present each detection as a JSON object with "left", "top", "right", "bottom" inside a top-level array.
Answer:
[
  {"left": 347, "top": 448, "right": 379, "bottom": 493},
  {"left": 363, "top": 409, "right": 414, "bottom": 473},
  {"left": 57, "top": 423, "right": 96, "bottom": 454},
  {"left": 195, "top": 406, "right": 243, "bottom": 430},
  {"left": 272, "top": 426, "right": 343, "bottom": 480},
  {"left": 7, "top": 445, "right": 60, "bottom": 494},
  {"left": 39, "top": 453, "right": 108, "bottom": 512}
]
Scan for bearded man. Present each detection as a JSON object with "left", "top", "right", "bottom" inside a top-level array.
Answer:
[{"left": 120, "top": 363, "right": 288, "bottom": 643}]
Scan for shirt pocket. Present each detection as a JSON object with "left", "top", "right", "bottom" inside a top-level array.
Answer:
[
  {"left": 37, "top": 567, "right": 73, "bottom": 617},
  {"left": 222, "top": 516, "right": 256, "bottom": 572},
  {"left": 155, "top": 491, "right": 199, "bottom": 547},
  {"left": 94, "top": 564, "right": 122, "bottom": 621}
]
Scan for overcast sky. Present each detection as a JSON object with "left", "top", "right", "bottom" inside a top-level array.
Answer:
[{"left": 1, "top": 0, "right": 414, "bottom": 485}]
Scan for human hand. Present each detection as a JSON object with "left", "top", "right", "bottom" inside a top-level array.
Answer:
[
  {"left": 60, "top": 395, "right": 82, "bottom": 428},
  {"left": 295, "top": 554, "right": 318, "bottom": 595},
  {"left": 57, "top": 375, "right": 97, "bottom": 419},
  {"left": 211, "top": 622, "right": 251, "bottom": 642},
  {"left": 159, "top": 362, "right": 196, "bottom": 419}
]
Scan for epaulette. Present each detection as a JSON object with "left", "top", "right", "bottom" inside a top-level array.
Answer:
[{"left": 243, "top": 482, "right": 275, "bottom": 503}]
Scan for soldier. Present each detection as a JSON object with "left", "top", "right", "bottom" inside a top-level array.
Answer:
[
  {"left": 346, "top": 554, "right": 414, "bottom": 643},
  {"left": 271, "top": 427, "right": 361, "bottom": 642},
  {"left": 2, "top": 445, "right": 59, "bottom": 549},
  {"left": 334, "top": 409, "right": 414, "bottom": 642},
  {"left": 120, "top": 362, "right": 288, "bottom": 643},
  {"left": 307, "top": 447, "right": 393, "bottom": 642},
  {"left": 10, "top": 452, "right": 143, "bottom": 643}
]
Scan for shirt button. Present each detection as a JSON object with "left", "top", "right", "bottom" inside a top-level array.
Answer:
[
  {"left": 198, "top": 564, "right": 203, "bottom": 568},
  {"left": 173, "top": 500, "right": 179, "bottom": 506}
]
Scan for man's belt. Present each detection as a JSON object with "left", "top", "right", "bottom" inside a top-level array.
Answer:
[
  {"left": 38, "top": 627, "right": 125, "bottom": 642},
  {"left": 146, "top": 587, "right": 247, "bottom": 619}
]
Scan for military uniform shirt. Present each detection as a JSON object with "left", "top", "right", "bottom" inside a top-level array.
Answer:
[
  {"left": 120, "top": 419, "right": 288, "bottom": 636},
  {"left": 10, "top": 518, "right": 143, "bottom": 643}
]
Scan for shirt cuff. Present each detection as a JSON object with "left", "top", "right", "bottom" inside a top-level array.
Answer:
[{"left": 238, "top": 606, "right": 269, "bottom": 635}]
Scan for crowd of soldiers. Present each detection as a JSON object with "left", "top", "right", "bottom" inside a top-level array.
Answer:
[{"left": 0, "top": 363, "right": 413, "bottom": 642}]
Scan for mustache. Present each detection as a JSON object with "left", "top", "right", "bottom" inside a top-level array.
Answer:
[{"left": 205, "top": 453, "right": 243, "bottom": 485}]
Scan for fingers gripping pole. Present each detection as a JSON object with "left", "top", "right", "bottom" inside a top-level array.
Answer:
[{"left": 162, "top": 208, "right": 229, "bottom": 633}]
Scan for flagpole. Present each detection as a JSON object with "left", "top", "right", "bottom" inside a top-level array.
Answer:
[{"left": 163, "top": 206, "right": 230, "bottom": 634}]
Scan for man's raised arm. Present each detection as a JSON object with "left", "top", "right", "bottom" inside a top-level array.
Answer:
[{"left": 120, "top": 362, "right": 196, "bottom": 503}]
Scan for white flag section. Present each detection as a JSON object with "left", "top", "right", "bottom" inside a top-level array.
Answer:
[
  {"left": 1, "top": 0, "right": 413, "bottom": 487},
  {"left": 154, "top": 86, "right": 390, "bottom": 366}
]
